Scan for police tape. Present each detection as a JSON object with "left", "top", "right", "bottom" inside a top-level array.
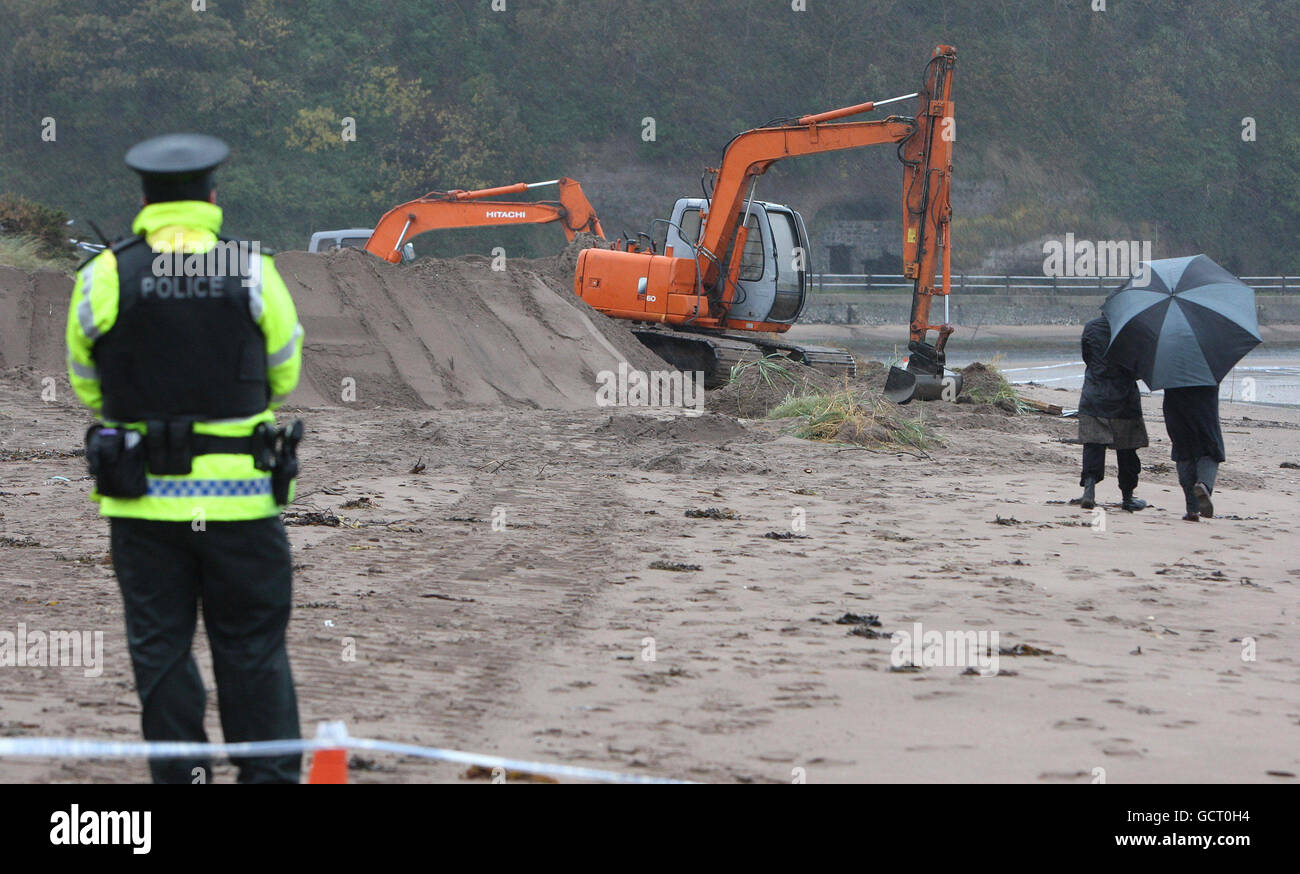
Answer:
[{"left": 0, "top": 721, "right": 694, "bottom": 785}]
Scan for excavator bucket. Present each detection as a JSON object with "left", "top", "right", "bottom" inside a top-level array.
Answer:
[{"left": 884, "top": 364, "right": 962, "bottom": 404}]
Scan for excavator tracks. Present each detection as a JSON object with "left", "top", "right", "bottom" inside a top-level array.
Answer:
[{"left": 630, "top": 327, "right": 857, "bottom": 389}]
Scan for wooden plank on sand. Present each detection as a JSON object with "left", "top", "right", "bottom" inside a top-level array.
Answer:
[{"left": 1017, "top": 395, "right": 1064, "bottom": 415}]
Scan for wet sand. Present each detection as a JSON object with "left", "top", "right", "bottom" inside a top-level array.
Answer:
[{"left": 3, "top": 368, "right": 1297, "bottom": 783}]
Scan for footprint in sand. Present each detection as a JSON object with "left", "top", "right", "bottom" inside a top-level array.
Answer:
[{"left": 1097, "top": 739, "right": 1145, "bottom": 757}]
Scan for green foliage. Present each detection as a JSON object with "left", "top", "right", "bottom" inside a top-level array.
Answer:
[
  {"left": 728, "top": 355, "right": 798, "bottom": 389},
  {"left": 0, "top": 235, "right": 75, "bottom": 273},
  {"left": 284, "top": 107, "right": 347, "bottom": 155},
  {"left": 770, "top": 389, "right": 935, "bottom": 451},
  {"left": 0, "top": 194, "right": 71, "bottom": 257},
  {"left": 0, "top": 0, "right": 1294, "bottom": 269}
]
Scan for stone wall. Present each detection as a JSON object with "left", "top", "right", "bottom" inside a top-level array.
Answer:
[{"left": 813, "top": 220, "right": 902, "bottom": 273}]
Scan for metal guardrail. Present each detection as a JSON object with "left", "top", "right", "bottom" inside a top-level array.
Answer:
[{"left": 811, "top": 274, "right": 1300, "bottom": 294}]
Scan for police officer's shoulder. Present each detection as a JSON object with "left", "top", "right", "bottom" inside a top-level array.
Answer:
[
  {"left": 75, "top": 249, "right": 105, "bottom": 273},
  {"left": 75, "top": 234, "right": 143, "bottom": 273},
  {"left": 111, "top": 234, "right": 147, "bottom": 254}
]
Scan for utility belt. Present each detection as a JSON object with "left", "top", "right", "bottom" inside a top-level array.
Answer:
[{"left": 86, "top": 419, "right": 304, "bottom": 505}]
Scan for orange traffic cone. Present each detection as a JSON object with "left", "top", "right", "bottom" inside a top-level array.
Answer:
[
  {"left": 307, "top": 721, "right": 349, "bottom": 784},
  {"left": 307, "top": 748, "right": 348, "bottom": 784}
]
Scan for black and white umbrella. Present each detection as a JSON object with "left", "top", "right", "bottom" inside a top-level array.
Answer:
[{"left": 1102, "top": 254, "right": 1261, "bottom": 390}]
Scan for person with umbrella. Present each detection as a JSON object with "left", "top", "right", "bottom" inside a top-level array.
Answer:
[
  {"left": 1102, "top": 255, "right": 1261, "bottom": 521},
  {"left": 1075, "top": 311, "right": 1149, "bottom": 512}
]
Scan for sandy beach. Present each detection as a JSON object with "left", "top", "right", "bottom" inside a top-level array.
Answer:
[{"left": 2, "top": 329, "right": 1297, "bottom": 782}]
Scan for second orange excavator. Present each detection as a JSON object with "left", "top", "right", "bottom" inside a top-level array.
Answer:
[{"left": 363, "top": 177, "right": 607, "bottom": 263}]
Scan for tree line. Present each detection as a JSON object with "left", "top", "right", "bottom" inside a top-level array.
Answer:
[{"left": 1, "top": 0, "right": 1294, "bottom": 273}]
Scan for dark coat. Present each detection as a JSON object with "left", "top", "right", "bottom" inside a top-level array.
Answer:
[
  {"left": 1078, "top": 315, "right": 1143, "bottom": 419},
  {"left": 1162, "top": 386, "right": 1226, "bottom": 462}
]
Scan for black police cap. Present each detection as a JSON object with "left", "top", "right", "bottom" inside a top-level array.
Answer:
[{"left": 124, "top": 133, "right": 229, "bottom": 178}]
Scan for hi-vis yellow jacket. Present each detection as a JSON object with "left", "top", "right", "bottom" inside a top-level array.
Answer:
[{"left": 66, "top": 201, "right": 303, "bottom": 521}]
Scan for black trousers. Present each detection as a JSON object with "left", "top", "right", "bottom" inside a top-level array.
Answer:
[
  {"left": 110, "top": 516, "right": 300, "bottom": 784},
  {"left": 1080, "top": 444, "right": 1140, "bottom": 491}
]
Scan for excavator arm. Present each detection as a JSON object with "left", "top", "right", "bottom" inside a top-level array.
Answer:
[
  {"left": 696, "top": 118, "right": 918, "bottom": 296},
  {"left": 364, "top": 177, "right": 605, "bottom": 263},
  {"left": 695, "top": 45, "right": 957, "bottom": 400},
  {"left": 895, "top": 45, "right": 957, "bottom": 394}
]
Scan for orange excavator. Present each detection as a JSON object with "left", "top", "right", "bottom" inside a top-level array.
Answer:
[
  {"left": 574, "top": 44, "right": 959, "bottom": 401},
  {"left": 363, "top": 177, "right": 607, "bottom": 263}
]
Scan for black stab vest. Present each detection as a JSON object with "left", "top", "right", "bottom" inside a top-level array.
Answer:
[{"left": 93, "top": 236, "right": 269, "bottom": 421}]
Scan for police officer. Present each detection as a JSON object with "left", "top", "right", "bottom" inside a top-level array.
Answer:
[{"left": 67, "top": 134, "right": 305, "bottom": 783}]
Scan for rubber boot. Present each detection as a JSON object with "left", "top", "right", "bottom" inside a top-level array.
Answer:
[
  {"left": 1182, "top": 489, "right": 1200, "bottom": 521},
  {"left": 1079, "top": 478, "right": 1096, "bottom": 510},
  {"left": 1121, "top": 490, "right": 1147, "bottom": 512},
  {"left": 1194, "top": 482, "right": 1214, "bottom": 518}
]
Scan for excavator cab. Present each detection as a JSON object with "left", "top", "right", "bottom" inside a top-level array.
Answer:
[{"left": 658, "top": 197, "right": 810, "bottom": 327}]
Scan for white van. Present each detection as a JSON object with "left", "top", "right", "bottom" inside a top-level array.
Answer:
[{"left": 308, "top": 229, "right": 415, "bottom": 262}]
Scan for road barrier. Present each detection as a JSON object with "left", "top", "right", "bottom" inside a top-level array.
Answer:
[{"left": 812, "top": 274, "right": 1300, "bottom": 294}]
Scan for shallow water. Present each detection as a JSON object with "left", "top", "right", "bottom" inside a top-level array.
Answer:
[
  {"left": 949, "top": 349, "right": 1300, "bottom": 408},
  {"left": 788, "top": 324, "right": 1300, "bottom": 408}
]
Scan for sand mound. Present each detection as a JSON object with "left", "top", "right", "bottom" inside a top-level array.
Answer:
[
  {"left": 0, "top": 245, "right": 668, "bottom": 411},
  {"left": 0, "top": 247, "right": 1029, "bottom": 424},
  {"left": 274, "top": 247, "right": 668, "bottom": 409},
  {"left": 957, "top": 362, "right": 1014, "bottom": 404}
]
